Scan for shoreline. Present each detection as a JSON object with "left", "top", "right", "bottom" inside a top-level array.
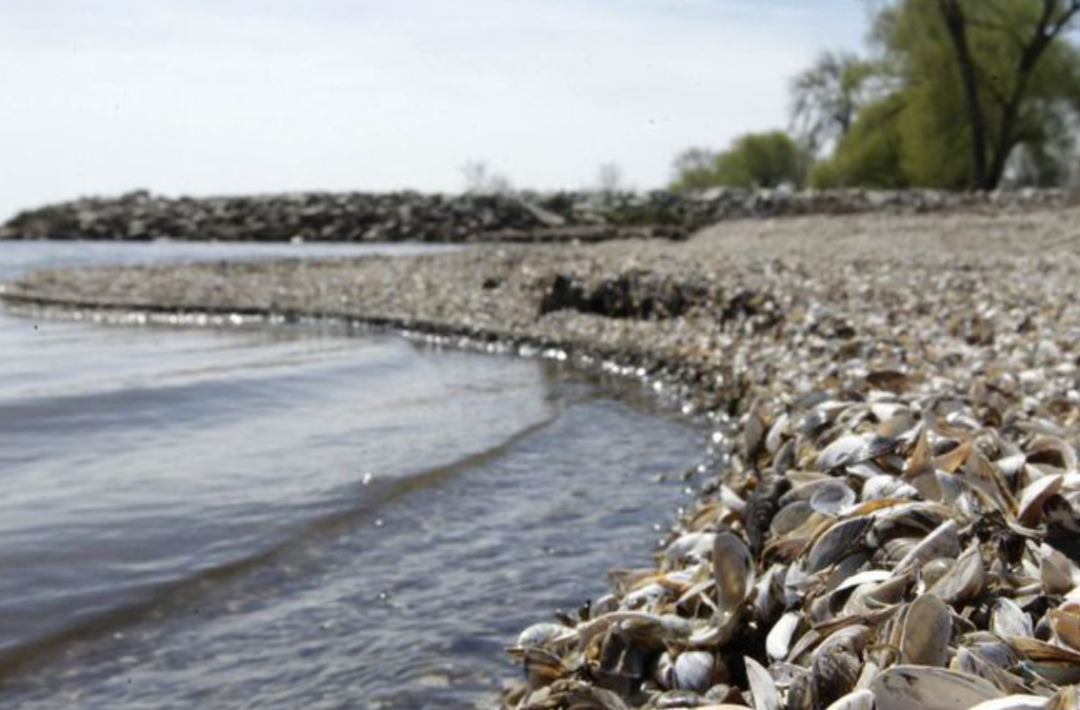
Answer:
[{"left": 7, "top": 206, "right": 1080, "bottom": 709}]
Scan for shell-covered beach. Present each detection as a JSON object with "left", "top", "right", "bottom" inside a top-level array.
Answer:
[{"left": 7, "top": 205, "right": 1080, "bottom": 710}]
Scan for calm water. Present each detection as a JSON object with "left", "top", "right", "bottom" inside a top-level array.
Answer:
[{"left": 0, "top": 241, "right": 704, "bottom": 709}]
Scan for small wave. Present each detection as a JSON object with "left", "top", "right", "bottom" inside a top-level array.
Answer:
[{"left": 0, "top": 412, "right": 557, "bottom": 686}]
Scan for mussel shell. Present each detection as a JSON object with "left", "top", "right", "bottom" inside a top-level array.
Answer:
[
  {"left": 744, "top": 657, "right": 779, "bottom": 710},
  {"left": 991, "top": 598, "right": 1034, "bottom": 639},
  {"left": 813, "top": 650, "right": 860, "bottom": 708},
  {"left": 901, "top": 594, "right": 952, "bottom": 667},
  {"left": 817, "top": 434, "right": 896, "bottom": 471},
  {"left": 871, "top": 666, "right": 1002, "bottom": 710},
  {"left": 810, "top": 480, "right": 857, "bottom": 517},
  {"left": 927, "top": 543, "right": 984, "bottom": 606},
  {"left": 806, "top": 517, "right": 873, "bottom": 573},
  {"left": 765, "top": 612, "right": 802, "bottom": 664},
  {"left": 666, "top": 650, "right": 719, "bottom": 693},
  {"left": 824, "top": 689, "right": 875, "bottom": 710}
]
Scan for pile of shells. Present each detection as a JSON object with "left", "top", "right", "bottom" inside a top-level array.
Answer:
[{"left": 505, "top": 376, "right": 1080, "bottom": 710}]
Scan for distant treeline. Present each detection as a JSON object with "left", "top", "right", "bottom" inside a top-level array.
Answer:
[{"left": 672, "top": 0, "right": 1080, "bottom": 192}]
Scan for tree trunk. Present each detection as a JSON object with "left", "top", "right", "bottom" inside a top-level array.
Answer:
[
  {"left": 985, "top": 1, "right": 1074, "bottom": 188},
  {"left": 938, "top": 0, "right": 991, "bottom": 189}
]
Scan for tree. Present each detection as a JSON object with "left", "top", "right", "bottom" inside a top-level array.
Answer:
[
  {"left": 810, "top": 94, "right": 910, "bottom": 188},
  {"left": 714, "top": 132, "right": 810, "bottom": 188},
  {"left": 878, "top": 0, "right": 1080, "bottom": 189},
  {"left": 790, "top": 51, "right": 876, "bottom": 155},
  {"left": 941, "top": 0, "right": 1080, "bottom": 188},
  {"left": 670, "top": 148, "right": 720, "bottom": 191},
  {"left": 671, "top": 132, "right": 810, "bottom": 190},
  {"left": 460, "top": 161, "right": 514, "bottom": 195},
  {"left": 596, "top": 162, "right": 626, "bottom": 194}
]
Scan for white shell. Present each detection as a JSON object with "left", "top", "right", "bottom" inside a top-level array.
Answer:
[
  {"left": 990, "top": 598, "right": 1034, "bottom": 639},
  {"left": 766, "top": 611, "right": 801, "bottom": 662},
  {"left": 1017, "top": 473, "right": 1064, "bottom": 526},
  {"left": 744, "top": 656, "right": 779, "bottom": 710},
  {"left": 966, "top": 698, "right": 1048, "bottom": 710},
  {"left": 672, "top": 651, "right": 716, "bottom": 692},
  {"left": 824, "top": 689, "right": 876, "bottom": 710}
]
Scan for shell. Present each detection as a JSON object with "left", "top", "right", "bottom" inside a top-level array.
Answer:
[
  {"left": 666, "top": 532, "right": 717, "bottom": 567},
  {"left": 669, "top": 651, "right": 719, "bottom": 692},
  {"left": 895, "top": 520, "right": 961, "bottom": 573},
  {"left": 1041, "top": 543, "right": 1080, "bottom": 596},
  {"left": 766, "top": 611, "right": 802, "bottom": 663},
  {"left": 1010, "top": 637, "right": 1080, "bottom": 684},
  {"left": 806, "top": 517, "right": 873, "bottom": 573},
  {"left": 711, "top": 532, "right": 754, "bottom": 645},
  {"left": 809, "top": 480, "right": 858, "bottom": 517},
  {"left": 861, "top": 475, "right": 920, "bottom": 501},
  {"left": 813, "top": 650, "right": 861, "bottom": 708},
  {"left": 991, "top": 598, "right": 1034, "bottom": 639},
  {"left": 816, "top": 434, "right": 896, "bottom": 471},
  {"left": 515, "top": 622, "right": 574, "bottom": 651},
  {"left": 927, "top": 543, "right": 984, "bottom": 606},
  {"left": 901, "top": 594, "right": 953, "bottom": 667},
  {"left": 1047, "top": 687, "right": 1079, "bottom": 710},
  {"left": 1049, "top": 601, "right": 1080, "bottom": 651},
  {"left": 823, "top": 689, "right": 875, "bottom": 710},
  {"left": 966, "top": 697, "right": 1049, "bottom": 710},
  {"left": 871, "top": 666, "right": 1002, "bottom": 710},
  {"left": 744, "top": 657, "right": 779, "bottom": 710},
  {"left": 1017, "top": 474, "right": 1065, "bottom": 526}
]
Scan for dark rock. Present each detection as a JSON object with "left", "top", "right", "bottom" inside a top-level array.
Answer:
[{"left": 539, "top": 270, "right": 710, "bottom": 320}]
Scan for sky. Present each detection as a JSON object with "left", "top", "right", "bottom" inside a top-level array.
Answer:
[{"left": 0, "top": 0, "right": 867, "bottom": 221}]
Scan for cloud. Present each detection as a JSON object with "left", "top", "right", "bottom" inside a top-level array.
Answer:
[{"left": 0, "top": 0, "right": 864, "bottom": 220}]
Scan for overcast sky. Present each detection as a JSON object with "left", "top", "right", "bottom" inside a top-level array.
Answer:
[{"left": 1, "top": 0, "right": 866, "bottom": 220}]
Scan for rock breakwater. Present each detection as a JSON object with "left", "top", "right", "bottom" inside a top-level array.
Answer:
[{"left": 1, "top": 188, "right": 1071, "bottom": 243}]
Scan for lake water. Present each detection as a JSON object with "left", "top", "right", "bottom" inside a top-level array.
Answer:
[{"left": 0, "top": 241, "right": 704, "bottom": 709}]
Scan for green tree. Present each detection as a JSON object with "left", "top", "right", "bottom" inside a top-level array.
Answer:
[
  {"left": 672, "top": 132, "right": 809, "bottom": 190},
  {"left": 810, "top": 94, "right": 910, "bottom": 188},
  {"left": 670, "top": 148, "right": 721, "bottom": 191},
  {"left": 817, "top": 0, "right": 1080, "bottom": 189},
  {"left": 933, "top": 0, "right": 1080, "bottom": 188}
]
